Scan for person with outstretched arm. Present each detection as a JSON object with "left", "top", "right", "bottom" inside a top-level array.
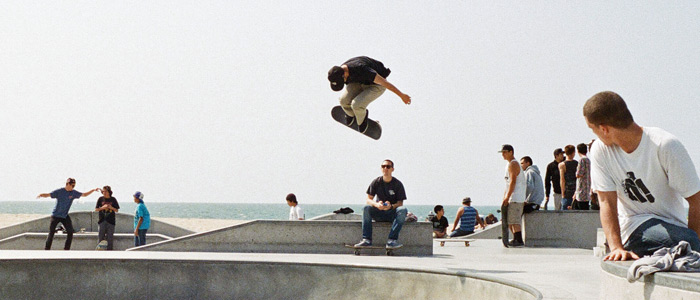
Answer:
[{"left": 37, "top": 178, "right": 99, "bottom": 250}]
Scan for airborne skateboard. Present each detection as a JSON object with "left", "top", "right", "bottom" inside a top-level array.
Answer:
[
  {"left": 95, "top": 240, "right": 108, "bottom": 251},
  {"left": 331, "top": 106, "right": 382, "bottom": 140},
  {"left": 500, "top": 205, "right": 509, "bottom": 248},
  {"left": 345, "top": 244, "right": 402, "bottom": 256},
  {"left": 434, "top": 238, "right": 475, "bottom": 247}
]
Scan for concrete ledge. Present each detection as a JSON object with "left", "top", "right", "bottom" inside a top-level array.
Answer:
[
  {"left": 522, "top": 211, "right": 601, "bottom": 249},
  {"left": 600, "top": 260, "right": 700, "bottom": 299},
  {"left": 0, "top": 254, "right": 542, "bottom": 300},
  {"left": 0, "top": 233, "right": 171, "bottom": 251},
  {"left": 309, "top": 213, "right": 362, "bottom": 220},
  {"left": 0, "top": 211, "right": 194, "bottom": 240},
  {"left": 130, "top": 220, "right": 433, "bottom": 256}
]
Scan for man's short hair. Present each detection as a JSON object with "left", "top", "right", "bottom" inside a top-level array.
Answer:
[
  {"left": 553, "top": 148, "right": 564, "bottom": 157},
  {"left": 521, "top": 156, "right": 533, "bottom": 165},
  {"left": 286, "top": 193, "right": 297, "bottom": 204},
  {"left": 577, "top": 143, "right": 588, "bottom": 155},
  {"left": 383, "top": 159, "right": 394, "bottom": 168},
  {"left": 583, "top": 91, "right": 634, "bottom": 128},
  {"left": 434, "top": 205, "right": 443, "bottom": 213},
  {"left": 564, "top": 145, "right": 575, "bottom": 156}
]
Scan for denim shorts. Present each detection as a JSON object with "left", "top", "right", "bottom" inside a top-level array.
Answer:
[{"left": 624, "top": 218, "right": 700, "bottom": 256}]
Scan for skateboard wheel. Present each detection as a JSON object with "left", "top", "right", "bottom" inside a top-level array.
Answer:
[
  {"left": 386, "top": 250, "right": 393, "bottom": 256},
  {"left": 465, "top": 242, "right": 469, "bottom": 247},
  {"left": 354, "top": 249, "right": 360, "bottom": 255},
  {"left": 440, "top": 241, "right": 445, "bottom": 247}
]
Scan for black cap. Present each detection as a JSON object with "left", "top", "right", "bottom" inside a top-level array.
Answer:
[
  {"left": 328, "top": 66, "right": 344, "bottom": 92},
  {"left": 553, "top": 148, "right": 564, "bottom": 156},
  {"left": 498, "top": 144, "right": 514, "bottom": 153}
]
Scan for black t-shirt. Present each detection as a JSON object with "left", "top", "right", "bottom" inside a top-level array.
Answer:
[
  {"left": 430, "top": 216, "right": 449, "bottom": 231},
  {"left": 344, "top": 56, "right": 391, "bottom": 85},
  {"left": 96, "top": 196, "right": 120, "bottom": 225},
  {"left": 563, "top": 160, "right": 579, "bottom": 198},
  {"left": 366, "top": 176, "right": 406, "bottom": 205}
]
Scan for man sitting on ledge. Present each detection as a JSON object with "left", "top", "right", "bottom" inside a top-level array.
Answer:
[
  {"left": 584, "top": 91, "right": 700, "bottom": 261},
  {"left": 355, "top": 159, "right": 408, "bottom": 249}
]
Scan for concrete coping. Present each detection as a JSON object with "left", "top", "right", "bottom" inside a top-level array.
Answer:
[{"left": 601, "top": 260, "right": 700, "bottom": 293}]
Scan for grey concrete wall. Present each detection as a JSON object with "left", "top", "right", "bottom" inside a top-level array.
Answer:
[
  {"left": 131, "top": 220, "right": 433, "bottom": 256},
  {"left": 0, "top": 233, "right": 171, "bottom": 251},
  {"left": 0, "top": 258, "right": 542, "bottom": 300},
  {"left": 522, "top": 210, "right": 601, "bottom": 249},
  {"left": 0, "top": 211, "right": 194, "bottom": 240},
  {"left": 600, "top": 260, "right": 700, "bottom": 300},
  {"left": 466, "top": 223, "right": 501, "bottom": 239}
]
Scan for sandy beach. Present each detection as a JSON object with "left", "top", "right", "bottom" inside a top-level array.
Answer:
[{"left": 0, "top": 214, "right": 248, "bottom": 233}]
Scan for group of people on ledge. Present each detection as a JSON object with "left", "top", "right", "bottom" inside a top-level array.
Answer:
[{"left": 37, "top": 178, "right": 150, "bottom": 250}]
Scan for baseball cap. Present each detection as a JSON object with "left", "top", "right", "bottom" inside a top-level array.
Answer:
[
  {"left": 133, "top": 191, "right": 144, "bottom": 201},
  {"left": 553, "top": 148, "right": 565, "bottom": 156},
  {"left": 328, "top": 66, "right": 344, "bottom": 92},
  {"left": 498, "top": 144, "right": 514, "bottom": 153},
  {"left": 66, "top": 178, "right": 76, "bottom": 185}
]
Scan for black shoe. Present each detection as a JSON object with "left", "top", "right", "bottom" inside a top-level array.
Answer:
[
  {"left": 358, "top": 121, "right": 368, "bottom": 133},
  {"left": 345, "top": 115, "right": 355, "bottom": 126},
  {"left": 508, "top": 240, "right": 524, "bottom": 247}
]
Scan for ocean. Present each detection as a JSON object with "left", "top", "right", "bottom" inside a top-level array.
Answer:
[{"left": 0, "top": 201, "right": 501, "bottom": 222}]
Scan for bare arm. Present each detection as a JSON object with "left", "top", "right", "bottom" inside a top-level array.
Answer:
[
  {"left": 687, "top": 191, "right": 700, "bottom": 238},
  {"left": 599, "top": 191, "right": 639, "bottom": 261},
  {"left": 559, "top": 163, "right": 566, "bottom": 197},
  {"left": 502, "top": 161, "right": 519, "bottom": 206},
  {"left": 475, "top": 209, "right": 486, "bottom": 229},
  {"left": 81, "top": 188, "right": 99, "bottom": 198},
  {"left": 451, "top": 207, "right": 464, "bottom": 232},
  {"left": 373, "top": 74, "right": 411, "bottom": 105},
  {"left": 134, "top": 217, "right": 143, "bottom": 236},
  {"left": 36, "top": 193, "right": 51, "bottom": 199}
]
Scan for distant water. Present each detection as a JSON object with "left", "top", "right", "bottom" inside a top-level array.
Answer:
[{"left": 0, "top": 201, "right": 501, "bottom": 222}]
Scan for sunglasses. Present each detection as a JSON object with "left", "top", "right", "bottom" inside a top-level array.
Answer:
[{"left": 381, "top": 165, "right": 393, "bottom": 169}]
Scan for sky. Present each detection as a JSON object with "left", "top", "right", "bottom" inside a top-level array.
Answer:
[{"left": 1, "top": 2, "right": 699, "bottom": 206}]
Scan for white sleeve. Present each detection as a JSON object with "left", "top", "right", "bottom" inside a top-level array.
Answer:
[
  {"left": 660, "top": 137, "right": 700, "bottom": 198},
  {"left": 297, "top": 207, "right": 304, "bottom": 220},
  {"left": 590, "top": 143, "right": 617, "bottom": 192}
]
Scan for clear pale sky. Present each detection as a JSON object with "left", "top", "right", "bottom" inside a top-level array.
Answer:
[{"left": 1, "top": 2, "right": 699, "bottom": 206}]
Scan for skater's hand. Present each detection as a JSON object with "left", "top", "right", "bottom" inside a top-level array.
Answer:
[
  {"left": 604, "top": 248, "right": 639, "bottom": 261},
  {"left": 134, "top": 229, "right": 139, "bottom": 236},
  {"left": 400, "top": 93, "right": 411, "bottom": 105}
]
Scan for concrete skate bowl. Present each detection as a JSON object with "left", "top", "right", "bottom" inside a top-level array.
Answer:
[{"left": 0, "top": 258, "right": 542, "bottom": 299}]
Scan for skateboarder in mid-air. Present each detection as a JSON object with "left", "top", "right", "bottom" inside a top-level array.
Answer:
[{"left": 328, "top": 56, "right": 411, "bottom": 133}]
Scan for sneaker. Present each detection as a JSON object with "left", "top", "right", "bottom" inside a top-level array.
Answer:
[
  {"left": 354, "top": 239, "right": 372, "bottom": 247},
  {"left": 508, "top": 240, "right": 524, "bottom": 247},
  {"left": 345, "top": 115, "right": 355, "bottom": 126},
  {"left": 358, "top": 121, "right": 368, "bottom": 133},
  {"left": 386, "top": 239, "right": 403, "bottom": 249}
]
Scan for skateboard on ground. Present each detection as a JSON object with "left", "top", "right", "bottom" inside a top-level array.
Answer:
[
  {"left": 434, "top": 238, "right": 475, "bottom": 247},
  {"left": 331, "top": 106, "right": 382, "bottom": 140},
  {"left": 345, "top": 244, "right": 402, "bottom": 256},
  {"left": 95, "top": 240, "right": 108, "bottom": 251},
  {"left": 500, "top": 205, "right": 509, "bottom": 248}
]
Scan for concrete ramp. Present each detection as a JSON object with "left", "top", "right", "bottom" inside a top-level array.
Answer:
[
  {"left": 130, "top": 220, "right": 433, "bottom": 256},
  {"left": 0, "top": 233, "right": 172, "bottom": 251}
]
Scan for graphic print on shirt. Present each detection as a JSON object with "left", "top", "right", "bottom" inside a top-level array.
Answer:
[{"left": 623, "top": 172, "right": 655, "bottom": 203}]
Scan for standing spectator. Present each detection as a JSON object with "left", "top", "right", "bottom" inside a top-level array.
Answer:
[
  {"left": 573, "top": 143, "right": 591, "bottom": 210},
  {"left": 133, "top": 191, "right": 150, "bottom": 247},
  {"left": 559, "top": 145, "right": 579, "bottom": 210},
  {"left": 354, "top": 159, "right": 408, "bottom": 249},
  {"left": 449, "top": 197, "right": 485, "bottom": 238},
  {"left": 36, "top": 178, "right": 99, "bottom": 250},
  {"left": 500, "top": 144, "right": 527, "bottom": 247},
  {"left": 286, "top": 193, "right": 304, "bottom": 220},
  {"left": 544, "top": 148, "right": 565, "bottom": 210},
  {"left": 520, "top": 156, "right": 545, "bottom": 212},
  {"left": 431, "top": 205, "right": 449, "bottom": 238},
  {"left": 584, "top": 91, "right": 700, "bottom": 260},
  {"left": 95, "top": 186, "right": 120, "bottom": 250}
]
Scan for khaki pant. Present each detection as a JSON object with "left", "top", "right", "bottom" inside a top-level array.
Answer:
[
  {"left": 507, "top": 202, "right": 524, "bottom": 225},
  {"left": 339, "top": 83, "right": 386, "bottom": 125}
]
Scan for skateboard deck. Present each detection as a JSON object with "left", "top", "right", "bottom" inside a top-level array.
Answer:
[
  {"left": 500, "top": 205, "right": 509, "bottom": 248},
  {"left": 331, "top": 106, "right": 382, "bottom": 140},
  {"left": 344, "top": 244, "right": 402, "bottom": 256},
  {"left": 434, "top": 238, "right": 475, "bottom": 247},
  {"left": 95, "top": 240, "right": 108, "bottom": 251}
]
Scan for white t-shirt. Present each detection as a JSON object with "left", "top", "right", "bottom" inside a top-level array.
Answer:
[
  {"left": 289, "top": 205, "right": 304, "bottom": 220},
  {"left": 505, "top": 159, "right": 527, "bottom": 203},
  {"left": 590, "top": 127, "right": 700, "bottom": 243}
]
